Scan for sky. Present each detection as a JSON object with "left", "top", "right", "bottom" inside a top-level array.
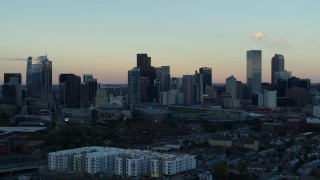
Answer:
[{"left": 0, "top": 0, "right": 319, "bottom": 84}]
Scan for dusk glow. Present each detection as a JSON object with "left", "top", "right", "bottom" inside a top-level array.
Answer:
[{"left": 0, "top": 0, "right": 319, "bottom": 84}]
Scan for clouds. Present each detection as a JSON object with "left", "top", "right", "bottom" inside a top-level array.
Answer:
[{"left": 250, "top": 32, "right": 266, "bottom": 39}]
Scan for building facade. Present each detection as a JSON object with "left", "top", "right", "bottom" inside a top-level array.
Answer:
[
  {"left": 26, "top": 56, "right": 52, "bottom": 104},
  {"left": 247, "top": 50, "right": 262, "bottom": 95},
  {"left": 128, "top": 68, "right": 141, "bottom": 108},
  {"left": 49, "top": 147, "right": 196, "bottom": 178},
  {"left": 271, "top": 54, "right": 285, "bottom": 85},
  {"left": 226, "top": 75, "right": 237, "bottom": 100},
  {"left": 199, "top": 67, "right": 212, "bottom": 93},
  {"left": 65, "top": 74, "right": 81, "bottom": 108}
]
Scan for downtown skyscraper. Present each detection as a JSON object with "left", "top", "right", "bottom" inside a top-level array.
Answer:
[
  {"left": 26, "top": 55, "right": 52, "bottom": 104},
  {"left": 271, "top": 54, "right": 285, "bottom": 85},
  {"left": 128, "top": 67, "right": 141, "bottom": 109},
  {"left": 247, "top": 50, "right": 262, "bottom": 94},
  {"left": 199, "top": 67, "right": 212, "bottom": 93}
]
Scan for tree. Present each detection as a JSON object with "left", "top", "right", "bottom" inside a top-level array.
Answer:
[
  {"left": 91, "top": 109, "right": 99, "bottom": 126},
  {"left": 214, "top": 163, "right": 228, "bottom": 179}
]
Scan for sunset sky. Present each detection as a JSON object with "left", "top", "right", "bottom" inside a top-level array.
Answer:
[{"left": 0, "top": 0, "right": 319, "bottom": 84}]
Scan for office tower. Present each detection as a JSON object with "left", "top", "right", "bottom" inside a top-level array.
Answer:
[
  {"left": 276, "top": 79, "right": 287, "bottom": 97},
  {"left": 26, "top": 55, "right": 52, "bottom": 104},
  {"left": 140, "top": 77, "right": 150, "bottom": 102},
  {"left": 247, "top": 50, "right": 262, "bottom": 94},
  {"left": 236, "top": 81, "right": 243, "bottom": 100},
  {"left": 41, "top": 60, "right": 52, "bottom": 104},
  {"left": 171, "top": 77, "right": 182, "bottom": 91},
  {"left": 300, "top": 79, "right": 311, "bottom": 94},
  {"left": 182, "top": 75, "right": 193, "bottom": 104},
  {"left": 83, "top": 74, "right": 94, "bottom": 82},
  {"left": 65, "top": 75, "right": 81, "bottom": 108},
  {"left": 263, "top": 90, "right": 277, "bottom": 109},
  {"left": 274, "top": 71, "right": 292, "bottom": 85},
  {"left": 226, "top": 75, "right": 237, "bottom": 100},
  {"left": 4, "top": 73, "right": 22, "bottom": 84},
  {"left": 262, "top": 82, "right": 273, "bottom": 91},
  {"left": 128, "top": 68, "right": 141, "bottom": 107},
  {"left": 86, "top": 78, "right": 97, "bottom": 106},
  {"left": 288, "top": 76, "right": 300, "bottom": 89},
  {"left": 199, "top": 67, "right": 212, "bottom": 93},
  {"left": 137, "top": 54, "right": 151, "bottom": 68},
  {"left": 140, "top": 67, "right": 156, "bottom": 87},
  {"left": 95, "top": 89, "right": 108, "bottom": 107},
  {"left": 156, "top": 66, "right": 171, "bottom": 92},
  {"left": 153, "top": 78, "right": 161, "bottom": 101},
  {"left": 2, "top": 73, "right": 22, "bottom": 107},
  {"left": 59, "top": 74, "right": 75, "bottom": 105},
  {"left": 137, "top": 54, "right": 156, "bottom": 102},
  {"left": 80, "top": 83, "right": 88, "bottom": 108},
  {"left": 271, "top": 54, "right": 285, "bottom": 85},
  {"left": 192, "top": 71, "right": 203, "bottom": 104},
  {"left": 285, "top": 88, "right": 306, "bottom": 107},
  {"left": 252, "top": 93, "right": 263, "bottom": 106}
]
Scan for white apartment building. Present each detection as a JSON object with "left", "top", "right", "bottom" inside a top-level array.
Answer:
[
  {"left": 49, "top": 146, "right": 120, "bottom": 174},
  {"left": 114, "top": 150, "right": 153, "bottom": 177},
  {"left": 163, "top": 155, "right": 196, "bottom": 175},
  {"left": 85, "top": 148, "right": 125, "bottom": 174},
  {"left": 49, "top": 147, "right": 196, "bottom": 177}
]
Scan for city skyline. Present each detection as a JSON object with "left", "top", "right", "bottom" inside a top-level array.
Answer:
[{"left": 1, "top": 1, "right": 319, "bottom": 84}]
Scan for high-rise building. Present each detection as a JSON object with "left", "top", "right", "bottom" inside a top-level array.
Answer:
[
  {"left": 300, "top": 79, "right": 311, "bottom": 94},
  {"left": 156, "top": 66, "right": 171, "bottom": 92},
  {"left": 95, "top": 89, "right": 109, "bottom": 107},
  {"left": 192, "top": 71, "right": 203, "bottom": 104},
  {"left": 226, "top": 75, "right": 237, "bottom": 100},
  {"left": 128, "top": 68, "right": 141, "bottom": 108},
  {"left": 236, "top": 81, "right": 243, "bottom": 100},
  {"left": 83, "top": 74, "right": 94, "bottom": 83},
  {"left": 247, "top": 50, "right": 262, "bottom": 94},
  {"left": 4, "top": 73, "right": 22, "bottom": 84},
  {"left": 137, "top": 54, "right": 151, "bottom": 68},
  {"left": 137, "top": 54, "right": 156, "bottom": 102},
  {"left": 59, "top": 74, "right": 75, "bottom": 105},
  {"left": 41, "top": 60, "right": 52, "bottom": 104},
  {"left": 2, "top": 84, "right": 21, "bottom": 106},
  {"left": 80, "top": 83, "right": 88, "bottom": 108},
  {"left": 288, "top": 76, "right": 300, "bottom": 89},
  {"left": 199, "top": 67, "right": 212, "bottom": 93},
  {"left": 263, "top": 90, "right": 277, "bottom": 109},
  {"left": 86, "top": 79, "right": 97, "bottom": 106},
  {"left": 65, "top": 74, "right": 81, "bottom": 108},
  {"left": 2, "top": 73, "right": 22, "bottom": 107},
  {"left": 26, "top": 55, "right": 52, "bottom": 104},
  {"left": 171, "top": 77, "right": 182, "bottom": 91},
  {"left": 182, "top": 75, "right": 193, "bottom": 104},
  {"left": 140, "top": 77, "right": 150, "bottom": 102},
  {"left": 274, "top": 71, "right": 291, "bottom": 85},
  {"left": 276, "top": 79, "right": 287, "bottom": 97},
  {"left": 271, "top": 54, "right": 285, "bottom": 85}
]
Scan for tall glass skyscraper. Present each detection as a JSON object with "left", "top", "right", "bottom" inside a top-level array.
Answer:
[
  {"left": 247, "top": 50, "right": 262, "bottom": 94},
  {"left": 26, "top": 55, "right": 52, "bottom": 104},
  {"left": 271, "top": 54, "right": 285, "bottom": 85},
  {"left": 199, "top": 67, "right": 212, "bottom": 93},
  {"left": 128, "top": 67, "right": 141, "bottom": 108}
]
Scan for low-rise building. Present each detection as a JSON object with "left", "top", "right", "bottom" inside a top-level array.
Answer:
[
  {"left": 49, "top": 146, "right": 196, "bottom": 177},
  {"left": 208, "top": 136, "right": 233, "bottom": 147}
]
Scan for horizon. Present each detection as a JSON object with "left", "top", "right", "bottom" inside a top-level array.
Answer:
[{"left": 1, "top": 1, "right": 319, "bottom": 84}]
